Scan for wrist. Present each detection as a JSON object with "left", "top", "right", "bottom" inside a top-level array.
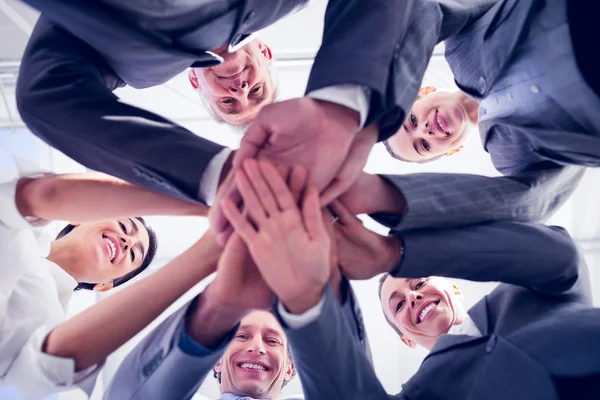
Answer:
[
  {"left": 281, "top": 286, "right": 326, "bottom": 315},
  {"left": 186, "top": 285, "right": 245, "bottom": 348},
  {"left": 383, "top": 236, "right": 404, "bottom": 274},
  {"left": 314, "top": 99, "right": 360, "bottom": 133}
]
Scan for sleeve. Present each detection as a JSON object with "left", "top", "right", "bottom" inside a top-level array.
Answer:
[
  {"left": 276, "top": 296, "right": 326, "bottom": 329},
  {"left": 372, "top": 165, "right": 586, "bottom": 232},
  {"left": 275, "top": 287, "right": 394, "bottom": 400},
  {"left": 307, "top": 84, "right": 371, "bottom": 128},
  {"left": 394, "top": 221, "right": 585, "bottom": 298},
  {"left": 105, "top": 301, "right": 236, "bottom": 400},
  {"left": 2, "top": 326, "right": 102, "bottom": 400},
  {"left": 17, "top": 18, "right": 225, "bottom": 204}
]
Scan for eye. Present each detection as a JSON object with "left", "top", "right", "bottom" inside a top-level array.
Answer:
[
  {"left": 421, "top": 139, "right": 431, "bottom": 152},
  {"left": 130, "top": 249, "right": 136, "bottom": 263},
  {"left": 118, "top": 222, "right": 127, "bottom": 234},
  {"left": 250, "top": 85, "right": 262, "bottom": 94},
  {"left": 266, "top": 338, "right": 281, "bottom": 345},
  {"left": 236, "top": 334, "right": 248, "bottom": 340},
  {"left": 221, "top": 98, "right": 234, "bottom": 104},
  {"left": 395, "top": 300, "right": 405, "bottom": 313},
  {"left": 409, "top": 113, "right": 417, "bottom": 127},
  {"left": 415, "top": 280, "right": 427, "bottom": 290}
]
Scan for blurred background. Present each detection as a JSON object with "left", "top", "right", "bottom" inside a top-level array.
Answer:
[{"left": 1, "top": 0, "right": 599, "bottom": 398}]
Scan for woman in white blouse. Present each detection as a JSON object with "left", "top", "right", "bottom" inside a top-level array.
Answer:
[{"left": 0, "top": 160, "right": 224, "bottom": 399}]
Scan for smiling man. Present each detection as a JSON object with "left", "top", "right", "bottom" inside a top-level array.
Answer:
[
  {"left": 189, "top": 40, "right": 278, "bottom": 129},
  {"left": 211, "top": 310, "right": 298, "bottom": 400}
]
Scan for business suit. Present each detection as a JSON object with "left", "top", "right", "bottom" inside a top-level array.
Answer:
[
  {"left": 370, "top": 0, "right": 599, "bottom": 232},
  {"left": 16, "top": 0, "right": 413, "bottom": 204},
  {"left": 105, "top": 279, "right": 370, "bottom": 400},
  {"left": 276, "top": 222, "right": 600, "bottom": 399}
]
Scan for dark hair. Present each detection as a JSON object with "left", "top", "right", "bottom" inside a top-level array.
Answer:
[
  {"left": 213, "top": 312, "right": 297, "bottom": 386},
  {"left": 55, "top": 217, "right": 158, "bottom": 291},
  {"left": 377, "top": 273, "right": 404, "bottom": 337},
  {"left": 383, "top": 140, "right": 445, "bottom": 164}
]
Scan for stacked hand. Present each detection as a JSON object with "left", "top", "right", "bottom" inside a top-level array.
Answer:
[
  {"left": 222, "top": 160, "right": 332, "bottom": 314},
  {"left": 213, "top": 98, "right": 379, "bottom": 245}
]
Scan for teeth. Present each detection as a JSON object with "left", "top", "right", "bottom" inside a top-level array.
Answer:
[
  {"left": 419, "top": 303, "right": 436, "bottom": 323},
  {"left": 240, "top": 363, "right": 266, "bottom": 371},
  {"left": 436, "top": 112, "right": 449, "bottom": 133},
  {"left": 103, "top": 237, "right": 116, "bottom": 262}
]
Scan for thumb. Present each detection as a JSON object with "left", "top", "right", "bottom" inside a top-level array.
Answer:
[{"left": 233, "top": 119, "right": 270, "bottom": 169}]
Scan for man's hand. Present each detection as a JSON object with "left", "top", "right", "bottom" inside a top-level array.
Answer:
[
  {"left": 210, "top": 233, "right": 274, "bottom": 312},
  {"left": 329, "top": 200, "right": 403, "bottom": 280},
  {"left": 214, "top": 97, "right": 371, "bottom": 239},
  {"left": 338, "top": 172, "right": 407, "bottom": 216},
  {"left": 222, "top": 160, "right": 331, "bottom": 315}
]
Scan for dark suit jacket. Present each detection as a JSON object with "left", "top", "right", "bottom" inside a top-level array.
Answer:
[
  {"left": 276, "top": 222, "right": 600, "bottom": 400},
  {"left": 16, "top": 0, "right": 413, "bottom": 203}
]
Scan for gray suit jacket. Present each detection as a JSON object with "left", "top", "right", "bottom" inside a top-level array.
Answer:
[
  {"left": 276, "top": 222, "right": 600, "bottom": 400},
  {"left": 373, "top": 0, "right": 600, "bottom": 231},
  {"left": 105, "top": 279, "right": 370, "bottom": 400},
  {"left": 17, "top": 0, "right": 414, "bottom": 203}
]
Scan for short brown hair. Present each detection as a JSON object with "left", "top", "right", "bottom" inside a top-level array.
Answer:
[{"left": 377, "top": 273, "right": 404, "bottom": 337}]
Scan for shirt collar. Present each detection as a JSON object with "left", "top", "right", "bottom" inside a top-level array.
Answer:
[
  {"left": 218, "top": 393, "right": 266, "bottom": 400},
  {"left": 47, "top": 261, "right": 78, "bottom": 310},
  {"left": 447, "top": 314, "right": 483, "bottom": 337}
]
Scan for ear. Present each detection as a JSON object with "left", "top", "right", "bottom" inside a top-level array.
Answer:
[
  {"left": 283, "top": 360, "right": 295, "bottom": 382},
  {"left": 214, "top": 360, "right": 223, "bottom": 374},
  {"left": 446, "top": 145, "right": 464, "bottom": 156},
  {"left": 401, "top": 338, "right": 417, "bottom": 348},
  {"left": 452, "top": 284, "right": 464, "bottom": 299},
  {"left": 418, "top": 86, "right": 437, "bottom": 97},
  {"left": 92, "top": 282, "right": 114, "bottom": 292},
  {"left": 257, "top": 41, "right": 273, "bottom": 61},
  {"left": 188, "top": 68, "right": 199, "bottom": 90}
]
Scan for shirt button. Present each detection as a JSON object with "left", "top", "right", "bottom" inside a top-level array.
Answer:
[
  {"left": 480, "top": 107, "right": 487, "bottom": 116},
  {"left": 530, "top": 84, "right": 540, "bottom": 94},
  {"left": 507, "top": 92, "right": 514, "bottom": 100},
  {"left": 478, "top": 76, "right": 487, "bottom": 94},
  {"left": 486, "top": 334, "right": 497, "bottom": 354}
]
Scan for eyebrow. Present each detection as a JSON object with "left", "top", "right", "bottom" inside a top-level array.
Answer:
[{"left": 128, "top": 218, "right": 146, "bottom": 261}]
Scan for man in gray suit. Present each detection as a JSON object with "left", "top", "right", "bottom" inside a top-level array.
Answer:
[
  {"left": 338, "top": 0, "right": 600, "bottom": 235},
  {"left": 222, "top": 161, "right": 600, "bottom": 400}
]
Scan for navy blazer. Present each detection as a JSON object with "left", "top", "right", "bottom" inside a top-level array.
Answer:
[{"left": 276, "top": 222, "right": 600, "bottom": 400}]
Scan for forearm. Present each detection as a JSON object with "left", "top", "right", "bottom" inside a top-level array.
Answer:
[
  {"left": 185, "top": 284, "right": 246, "bottom": 349},
  {"left": 43, "top": 232, "right": 221, "bottom": 371},
  {"left": 17, "top": 173, "right": 208, "bottom": 222},
  {"left": 394, "top": 222, "right": 581, "bottom": 295}
]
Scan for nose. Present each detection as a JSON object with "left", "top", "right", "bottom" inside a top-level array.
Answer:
[
  {"left": 119, "top": 235, "right": 133, "bottom": 252},
  {"left": 409, "top": 292, "right": 423, "bottom": 308},
  {"left": 229, "top": 80, "right": 249, "bottom": 93},
  {"left": 247, "top": 336, "right": 267, "bottom": 355}
]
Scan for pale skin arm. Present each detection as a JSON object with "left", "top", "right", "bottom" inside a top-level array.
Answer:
[
  {"left": 16, "top": 172, "right": 208, "bottom": 222},
  {"left": 43, "top": 230, "right": 222, "bottom": 371}
]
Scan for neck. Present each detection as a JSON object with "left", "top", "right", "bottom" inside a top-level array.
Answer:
[
  {"left": 47, "top": 240, "right": 82, "bottom": 281},
  {"left": 457, "top": 92, "right": 480, "bottom": 124}
]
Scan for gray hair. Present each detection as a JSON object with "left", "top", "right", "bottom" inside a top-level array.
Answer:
[{"left": 197, "top": 62, "right": 280, "bottom": 135}]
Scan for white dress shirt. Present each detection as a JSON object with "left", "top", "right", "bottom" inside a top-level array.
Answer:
[
  {"left": 0, "top": 158, "right": 101, "bottom": 399},
  {"left": 198, "top": 85, "right": 370, "bottom": 205}
]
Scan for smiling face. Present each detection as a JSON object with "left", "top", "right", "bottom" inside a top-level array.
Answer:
[
  {"left": 385, "top": 89, "right": 477, "bottom": 162},
  {"left": 215, "top": 311, "right": 294, "bottom": 399},
  {"left": 379, "top": 276, "right": 465, "bottom": 349},
  {"left": 52, "top": 218, "right": 151, "bottom": 290},
  {"left": 190, "top": 40, "right": 276, "bottom": 126}
]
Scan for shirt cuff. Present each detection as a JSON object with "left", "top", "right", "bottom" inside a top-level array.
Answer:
[
  {"left": 197, "top": 148, "right": 232, "bottom": 206},
  {"left": 308, "top": 84, "right": 371, "bottom": 128},
  {"left": 178, "top": 324, "right": 234, "bottom": 357},
  {"left": 276, "top": 295, "right": 326, "bottom": 329}
]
